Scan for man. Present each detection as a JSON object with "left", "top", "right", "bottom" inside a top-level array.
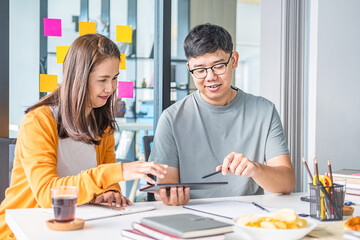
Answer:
[{"left": 149, "top": 23, "right": 295, "bottom": 205}]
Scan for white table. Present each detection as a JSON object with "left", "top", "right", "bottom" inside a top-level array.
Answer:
[{"left": 5, "top": 192, "right": 358, "bottom": 240}]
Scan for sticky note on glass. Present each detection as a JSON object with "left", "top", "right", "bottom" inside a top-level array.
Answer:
[
  {"left": 79, "top": 21, "right": 96, "bottom": 36},
  {"left": 43, "top": 18, "right": 62, "bottom": 37},
  {"left": 40, "top": 74, "right": 58, "bottom": 92},
  {"left": 56, "top": 46, "right": 70, "bottom": 64},
  {"left": 116, "top": 25, "right": 132, "bottom": 43},
  {"left": 118, "top": 81, "right": 134, "bottom": 98},
  {"left": 119, "top": 53, "right": 126, "bottom": 70}
]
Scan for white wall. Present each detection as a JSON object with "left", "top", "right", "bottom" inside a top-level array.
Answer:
[
  {"left": 259, "top": 0, "right": 282, "bottom": 111},
  {"left": 9, "top": 0, "right": 40, "bottom": 137},
  {"left": 314, "top": 0, "right": 360, "bottom": 173},
  {"left": 236, "top": 2, "right": 260, "bottom": 96}
]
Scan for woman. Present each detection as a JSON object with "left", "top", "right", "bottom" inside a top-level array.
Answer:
[{"left": 0, "top": 33, "right": 167, "bottom": 239}]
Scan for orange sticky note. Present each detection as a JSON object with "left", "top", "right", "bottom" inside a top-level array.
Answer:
[
  {"left": 79, "top": 21, "right": 96, "bottom": 36},
  {"left": 40, "top": 74, "right": 58, "bottom": 92},
  {"left": 119, "top": 53, "right": 126, "bottom": 70},
  {"left": 56, "top": 46, "right": 70, "bottom": 64},
  {"left": 116, "top": 25, "right": 132, "bottom": 43}
]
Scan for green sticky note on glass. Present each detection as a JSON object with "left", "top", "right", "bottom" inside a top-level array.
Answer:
[
  {"left": 56, "top": 46, "right": 70, "bottom": 64},
  {"left": 116, "top": 25, "right": 132, "bottom": 43},
  {"left": 40, "top": 74, "right": 58, "bottom": 92}
]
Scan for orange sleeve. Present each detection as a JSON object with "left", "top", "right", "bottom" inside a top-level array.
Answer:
[
  {"left": 97, "top": 131, "right": 122, "bottom": 195},
  {"left": 18, "top": 107, "right": 124, "bottom": 208}
]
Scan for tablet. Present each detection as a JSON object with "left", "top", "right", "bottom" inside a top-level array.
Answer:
[{"left": 140, "top": 182, "right": 228, "bottom": 192}]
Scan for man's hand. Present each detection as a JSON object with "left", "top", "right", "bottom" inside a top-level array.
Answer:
[
  {"left": 159, "top": 186, "right": 190, "bottom": 206},
  {"left": 151, "top": 166, "right": 190, "bottom": 206},
  {"left": 94, "top": 191, "right": 131, "bottom": 207},
  {"left": 216, "top": 153, "right": 295, "bottom": 193},
  {"left": 216, "top": 152, "right": 257, "bottom": 177}
]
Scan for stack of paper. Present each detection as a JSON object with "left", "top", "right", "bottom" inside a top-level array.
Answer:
[{"left": 333, "top": 169, "right": 360, "bottom": 196}]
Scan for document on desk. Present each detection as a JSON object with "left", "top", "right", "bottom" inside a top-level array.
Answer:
[
  {"left": 184, "top": 200, "right": 278, "bottom": 220},
  {"left": 43, "top": 203, "right": 155, "bottom": 221}
]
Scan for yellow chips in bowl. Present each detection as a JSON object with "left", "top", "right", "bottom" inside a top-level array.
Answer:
[{"left": 235, "top": 208, "right": 307, "bottom": 229}]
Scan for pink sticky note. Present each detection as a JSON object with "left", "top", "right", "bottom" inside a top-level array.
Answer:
[
  {"left": 118, "top": 81, "right": 134, "bottom": 98},
  {"left": 44, "top": 18, "right": 62, "bottom": 37}
]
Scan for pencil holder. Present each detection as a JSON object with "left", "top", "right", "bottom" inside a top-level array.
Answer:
[{"left": 309, "top": 183, "right": 345, "bottom": 221}]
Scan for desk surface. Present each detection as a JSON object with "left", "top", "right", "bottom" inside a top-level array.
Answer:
[{"left": 6, "top": 192, "right": 358, "bottom": 240}]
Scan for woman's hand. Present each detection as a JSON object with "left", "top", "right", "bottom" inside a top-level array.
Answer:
[
  {"left": 94, "top": 191, "right": 131, "bottom": 207},
  {"left": 122, "top": 161, "right": 168, "bottom": 184}
]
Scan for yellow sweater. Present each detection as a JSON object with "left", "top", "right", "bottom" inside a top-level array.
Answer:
[{"left": 0, "top": 106, "right": 124, "bottom": 239}]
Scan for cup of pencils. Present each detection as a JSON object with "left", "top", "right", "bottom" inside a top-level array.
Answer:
[
  {"left": 309, "top": 182, "right": 344, "bottom": 221},
  {"left": 303, "top": 157, "right": 345, "bottom": 221}
]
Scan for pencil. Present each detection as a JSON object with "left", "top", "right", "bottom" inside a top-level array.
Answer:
[
  {"left": 302, "top": 157, "right": 313, "bottom": 180},
  {"left": 328, "top": 160, "right": 333, "bottom": 185},
  {"left": 314, "top": 157, "right": 320, "bottom": 185}
]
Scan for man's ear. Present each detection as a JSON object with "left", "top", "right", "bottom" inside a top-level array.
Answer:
[
  {"left": 231, "top": 51, "right": 239, "bottom": 69},
  {"left": 186, "top": 62, "right": 190, "bottom": 69}
]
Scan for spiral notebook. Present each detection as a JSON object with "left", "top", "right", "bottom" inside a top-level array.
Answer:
[{"left": 43, "top": 202, "right": 155, "bottom": 221}]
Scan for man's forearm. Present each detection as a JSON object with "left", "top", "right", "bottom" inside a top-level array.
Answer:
[{"left": 252, "top": 163, "right": 296, "bottom": 194}]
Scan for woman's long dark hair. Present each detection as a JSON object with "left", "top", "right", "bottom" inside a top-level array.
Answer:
[{"left": 26, "top": 34, "right": 121, "bottom": 145}]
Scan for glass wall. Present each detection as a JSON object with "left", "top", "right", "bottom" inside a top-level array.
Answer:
[
  {"left": 6, "top": 0, "right": 261, "bottom": 201},
  {"left": 9, "top": 0, "right": 157, "bottom": 200}
]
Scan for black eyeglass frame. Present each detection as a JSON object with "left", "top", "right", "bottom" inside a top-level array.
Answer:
[{"left": 188, "top": 52, "right": 233, "bottom": 79}]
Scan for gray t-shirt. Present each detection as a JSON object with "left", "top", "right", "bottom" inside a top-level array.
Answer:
[{"left": 149, "top": 87, "right": 289, "bottom": 199}]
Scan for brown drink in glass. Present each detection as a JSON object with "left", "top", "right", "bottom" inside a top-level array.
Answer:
[{"left": 51, "top": 186, "right": 78, "bottom": 222}]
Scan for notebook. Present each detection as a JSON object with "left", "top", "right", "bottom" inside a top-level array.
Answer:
[
  {"left": 140, "top": 213, "right": 233, "bottom": 238},
  {"left": 130, "top": 222, "right": 226, "bottom": 240},
  {"left": 183, "top": 200, "right": 278, "bottom": 219},
  {"left": 43, "top": 202, "right": 155, "bottom": 221}
]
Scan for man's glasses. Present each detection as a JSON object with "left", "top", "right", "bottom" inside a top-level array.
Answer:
[{"left": 188, "top": 52, "right": 233, "bottom": 79}]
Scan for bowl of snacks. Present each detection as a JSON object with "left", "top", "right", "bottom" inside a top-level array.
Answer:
[{"left": 234, "top": 208, "right": 317, "bottom": 240}]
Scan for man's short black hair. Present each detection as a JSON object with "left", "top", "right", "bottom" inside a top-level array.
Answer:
[{"left": 184, "top": 23, "right": 233, "bottom": 59}]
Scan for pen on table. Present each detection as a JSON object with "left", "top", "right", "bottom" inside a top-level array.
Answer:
[
  {"left": 252, "top": 202, "right": 270, "bottom": 212},
  {"left": 302, "top": 157, "right": 313, "bottom": 180}
]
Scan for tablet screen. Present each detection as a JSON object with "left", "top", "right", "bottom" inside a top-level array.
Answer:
[{"left": 140, "top": 182, "right": 228, "bottom": 192}]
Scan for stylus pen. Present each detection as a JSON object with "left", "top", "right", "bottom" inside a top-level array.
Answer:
[
  {"left": 252, "top": 202, "right": 270, "bottom": 212},
  {"left": 202, "top": 170, "right": 221, "bottom": 179}
]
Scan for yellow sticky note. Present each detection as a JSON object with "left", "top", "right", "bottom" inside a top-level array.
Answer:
[
  {"left": 79, "top": 21, "right": 96, "bottom": 36},
  {"left": 119, "top": 53, "right": 126, "bottom": 70},
  {"left": 40, "top": 74, "right": 58, "bottom": 92},
  {"left": 116, "top": 25, "right": 132, "bottom": 43},
  {"left": 56, "top": 46, "right": 70, "bottom": 64}
]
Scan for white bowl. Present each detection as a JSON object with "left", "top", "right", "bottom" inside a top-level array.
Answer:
[{"left": 233, "top": 218, "right": 318, "bottom": 240}]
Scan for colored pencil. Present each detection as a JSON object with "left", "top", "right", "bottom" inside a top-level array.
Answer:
[{"left": 302, "top": 157, "right": 313, "bottom": 180}]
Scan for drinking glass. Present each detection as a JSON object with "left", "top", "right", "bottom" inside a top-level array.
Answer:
[{"left": 51, "top": 186, "right": 78, "bottom": 222}]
